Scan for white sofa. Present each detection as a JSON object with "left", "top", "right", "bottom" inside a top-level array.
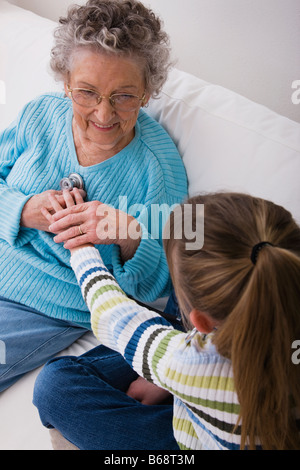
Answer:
[{"left": 0, "top": 0, "right": 299, "bottom": 450}]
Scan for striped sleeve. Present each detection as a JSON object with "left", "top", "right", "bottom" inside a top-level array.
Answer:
[{"left": 70, "top": 246, "right": 176, "bottom": 377}]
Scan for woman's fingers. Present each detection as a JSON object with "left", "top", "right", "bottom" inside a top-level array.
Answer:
[
  {"left": 60, "top": 188, "right": 85, "bottom": 207},
  {"left": 73, "top": 187, "right": 85, "bottom": 205},
  {"left": 40, "top": 207, "right": 53, "bottom": 223},
  {"left": 49, "top": 202, "right": 86, "bottom": 222},
  {"left": 49, "top": 213, "right": 84, "bottom": 234},
  {"left": 62, "top": 233, "right": 90, "bottom": 250},
  {"left": 62, "top": 189, "right": 76, "bottom": 208},
  {"left": 53, "top": 225, "right": 85, "bottom": 243}
]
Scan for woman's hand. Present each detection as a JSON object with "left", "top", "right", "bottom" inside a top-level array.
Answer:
[
  {"left": 45, "top": 190, "right": 142, "bottom": 261},
  {"left": 41, "top": 188, "right": 92, "bottom": 253},
  {"left": 21, "top": 189, "right": 85, "bottom": 232},
  {"left": 126, "top": 376, "right": 171, "bottom": 405}
]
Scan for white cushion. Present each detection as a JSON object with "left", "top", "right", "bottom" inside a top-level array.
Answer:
[
  {"left": 147, "top": 68, "right": 300, "bottom": 224},
  {"left": 0, "top": 0, "right": 62, "bottom": 131}
]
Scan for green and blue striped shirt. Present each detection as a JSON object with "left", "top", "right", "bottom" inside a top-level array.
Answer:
[{"left": 71, "top": 246, "right": 245, "bottom": 450}]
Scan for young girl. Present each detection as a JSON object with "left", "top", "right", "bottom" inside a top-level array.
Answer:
[{"left": 34, "top": 191, "right": 300, "bottom": 450}]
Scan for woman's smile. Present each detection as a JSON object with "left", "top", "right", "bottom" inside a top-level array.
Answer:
[
  {"left": 65, "top": 49, "right": 149, "bottom": 163},
  {"left": 90, "top": 120, "right": 119, "bottom": 132}
]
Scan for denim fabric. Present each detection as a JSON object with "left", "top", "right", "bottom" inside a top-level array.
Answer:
[
  {"left": 33, "top": 290, "right": 181, "bottom": 450},
  {"left": 33, "top": 345, "right": 179, "bottom": 450},
  {"left": 0, "top": 296, "right": 87, "bottom": 392}
]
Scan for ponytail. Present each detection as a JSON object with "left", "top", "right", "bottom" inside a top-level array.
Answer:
[
  {"left": 165, "top": 192, "right": 300, "bottom": 449},
  {"left": 215, "top": 246, "right": 300, "bottom": 449}
]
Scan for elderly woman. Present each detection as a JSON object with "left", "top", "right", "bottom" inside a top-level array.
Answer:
[{"left": 0, "top": 0, "right": 187, "bottom": 391}]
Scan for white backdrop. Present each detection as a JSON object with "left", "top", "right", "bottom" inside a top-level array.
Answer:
[{"left": 7, "top": 0, "right": 300, "bottom": 123}]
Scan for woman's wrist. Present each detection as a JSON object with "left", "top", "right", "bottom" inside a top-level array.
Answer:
[
  {"left": 118, "top": 236, "right": 141, "bottom": 262},
  {"left": 118, "top": 215, "right": 141, "bottom": 262}
]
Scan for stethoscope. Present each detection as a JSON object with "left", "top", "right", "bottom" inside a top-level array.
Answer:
[{"left": 60, "top": 173, "right": 84, "bottom": 191}]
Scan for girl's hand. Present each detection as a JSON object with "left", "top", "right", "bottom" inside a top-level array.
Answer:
[{"left": 126, "top": 376, "right": 171, "bottom": 405}]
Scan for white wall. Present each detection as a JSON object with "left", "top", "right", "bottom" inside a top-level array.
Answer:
[{"left": 8, "top": 0, "right": 300, "bottom": 122}]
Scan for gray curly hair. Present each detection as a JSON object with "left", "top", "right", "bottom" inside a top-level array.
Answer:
[{"left": 50, "top": 0, "right": 172, "bottom": 97}]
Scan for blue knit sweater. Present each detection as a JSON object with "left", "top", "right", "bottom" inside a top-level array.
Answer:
[{"left": 0, "top": 93, "right": 188, "bottom": 327}]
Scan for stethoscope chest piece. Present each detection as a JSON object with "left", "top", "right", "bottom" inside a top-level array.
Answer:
[{"left": 60, "top": 173, "right": 84, "bottom": 191}]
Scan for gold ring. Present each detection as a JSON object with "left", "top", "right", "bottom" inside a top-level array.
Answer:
[{"left": 78, "top": 225, "right": 83, "bottom": 236}]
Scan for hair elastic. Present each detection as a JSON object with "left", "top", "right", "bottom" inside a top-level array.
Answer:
[{"left": 250, "top": 241, "right": 274, "bottom": 265}]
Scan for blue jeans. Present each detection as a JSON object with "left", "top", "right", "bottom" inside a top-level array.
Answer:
[
  {"left": 0, "top": 296, "right": 87, "bottom": 392},
  {"left": 33, "top": 290, "right": 181, "bottom": 450},
  {"left": 33, "top": 345, "right": 179, "bottom": 450}
]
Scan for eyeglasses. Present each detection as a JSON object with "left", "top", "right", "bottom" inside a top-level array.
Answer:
[{"left": 67, "top": 85, "right": 146, "bottom": 112}]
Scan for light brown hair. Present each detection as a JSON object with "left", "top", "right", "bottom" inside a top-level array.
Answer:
[{"left": 164, "top": 192, "right": 300, "bottom": 449}]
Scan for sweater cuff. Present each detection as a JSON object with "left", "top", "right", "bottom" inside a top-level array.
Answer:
[
  {"left": 110, "top": 222, "right": 169, "bottom": 300},
  {"left": 0, "top": 188, "right": 34, "bottom": 246}
]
